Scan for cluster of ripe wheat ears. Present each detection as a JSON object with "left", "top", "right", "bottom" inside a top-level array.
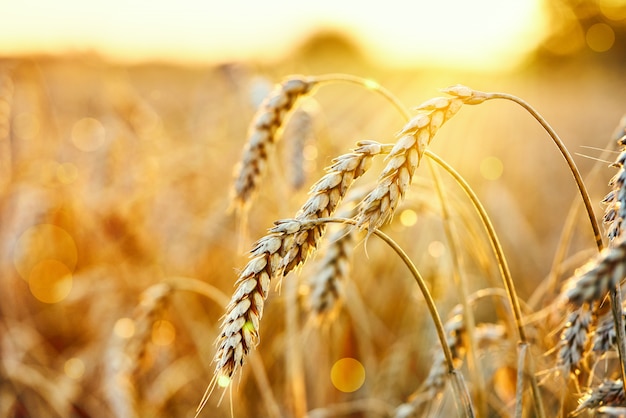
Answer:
[{"left": 180, "top": 73, "right": 626, "bottom": 417}]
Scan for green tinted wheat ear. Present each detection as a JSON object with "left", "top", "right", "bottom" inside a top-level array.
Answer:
[
  {"left": 210, "top": 141, "right": 391, "bottom": 390},
  {"left": 232, "top": 76, "right": 315, "bottom": 210},
  {"left": 356, "top": 86, "right": 487, "bottom": 231}
]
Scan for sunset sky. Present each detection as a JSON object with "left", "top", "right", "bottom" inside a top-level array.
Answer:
[{"left": 2, "top": 0, "right": 548, "bottom": 70}]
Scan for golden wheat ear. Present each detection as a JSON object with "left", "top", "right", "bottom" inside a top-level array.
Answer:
[{"left": 231, "top": 76, "right": 315, "bottom": 213}]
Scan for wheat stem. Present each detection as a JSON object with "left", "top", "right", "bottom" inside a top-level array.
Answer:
[
  {"left": 310, "top": 73, "right": 412, "bottom": 122},
  {"left": 427, "top": 158, "right": 486, "bottom": 415},
  {"left": 479, "top": 91, "right": 603, "bottom": 252},
  {"left": 425, "top": 150, "right": 546, "bottom": 418}
]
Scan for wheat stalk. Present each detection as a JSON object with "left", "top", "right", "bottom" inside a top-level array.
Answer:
[{"left": 232, "top": 76, "right": 315, "bottom": 211}]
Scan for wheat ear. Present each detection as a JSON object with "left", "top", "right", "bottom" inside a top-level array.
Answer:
[
  {"left": 307, "top": 189, "right": 367, "bottom": 319},
  {"left": 592, "top": 309, "right": 626, "bottom": 354},
  {"left": 307, "top": 223, "right": 355, "bottom": 319},
  {"left": 232, "top": 76, "right": 314, "bottom": 211},
  {"left": 211, "top": 141, "right": 390, "bottom": 386},
  {"left": 557, "top": 306, "right": 592, "bottom": 377},
  {"left": 108, "top": 283, "right": 173, "bottom": 418},
  {"left": 561, "top": 240, "right": 626, "bottom": 308},
  {"left": 603, "top": 133, "right": 626, "bottom": 242},
  {"left": 356, "top": 86, "right": 487, "bottom": 232},
  {"left": 572, "top": 380, "right": 625, "bottom": 416}
]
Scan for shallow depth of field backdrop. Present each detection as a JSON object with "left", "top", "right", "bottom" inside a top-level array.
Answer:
[{"left": 1, "top": 0, "right": 626, "bottom": 417}]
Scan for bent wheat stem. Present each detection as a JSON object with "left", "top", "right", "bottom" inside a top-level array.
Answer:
[
  {"left": 475, "top": 90, "right": 603, "bottom": 252},
  {"left": 425, "top": 150, "right": 546, "bottom": 418},
  {"left": 311, "top": 73, "right": 412, "bottom": 121},
  {"left": 427, "top": 158, "right": 486, "bottom": 415}
]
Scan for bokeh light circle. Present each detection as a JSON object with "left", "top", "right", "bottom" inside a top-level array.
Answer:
[
  {"left": 152, "top": 319, "right": 176, "bottom": 346},
  {"left": 64, "top": 357, "right": 85, "bottom": 380},
  {"left": 480, "top": 156, "right": 504, "bottom": 180},
  {"left": 330, "top": 357, "right": 366, "bottom": 393},
  {"left": 400, "top": 209, "right": 418, "bottom": 227},
  {"left": 14, "top": 224, "right": 78, "bottom": 281},
  {"left": 586, "top": 23, "right": 615, "bottom": 53},
  {"left": 28, "top": 259, "right": 73, "bottom": 303},
  {"left": 72, "top": 117, "right": 106, "bottom": 152},
  {"left": 114, "top": 318, "right": 136, "bottom": 339}
]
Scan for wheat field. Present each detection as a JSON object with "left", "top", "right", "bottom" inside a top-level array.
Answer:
[{"left": 1, "top": 50, "right": 626, "bottom": 418}]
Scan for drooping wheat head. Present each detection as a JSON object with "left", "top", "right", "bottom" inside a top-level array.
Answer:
[
  {"left": 232, "top": 76, "right": 315, "bottom": 211},
  {"left": 356, "top": 85, "right": 487, "bottom": 232},
  {"left": 306, "top": 189, "right": 367, "bottom": 320},
  {"left": 284, "top": 107, "right": 316, "bottom": 191},
  {"left": 572, "top": 380, "right": 626, "bottom": 416},
  {"left": 307, "top": 223, "right": 355, "bottom": 320},
  {"left": 560, "top": 239, "right": 626, "bottom": 309},
  {"left": 592, "top": 309, "right": 626, "bottom": 354},
  {"left": 557, "top": 306, "right": 592, "bottom": 378}
]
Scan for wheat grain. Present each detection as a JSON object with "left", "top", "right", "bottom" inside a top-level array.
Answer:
[
  {"left": 356, "top": 86, "right": 487, "bottom": 232},
  {"left": 213, "top": 140, "right": 391, "bottom": 383},
  {"left": 232, "top": 76, "right": 315, "bottom": 210},
  {"left": 557, "top": 306, "right": 592, "bottom": 377}
]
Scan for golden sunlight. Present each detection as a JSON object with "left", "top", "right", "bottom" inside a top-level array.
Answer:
[{"left": 1, "top": 0, "right": 546, "bottom": 70}]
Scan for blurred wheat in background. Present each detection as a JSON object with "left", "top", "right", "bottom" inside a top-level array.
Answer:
[{"left": 2, "top": 0, "right": 626, "bottom": 417}]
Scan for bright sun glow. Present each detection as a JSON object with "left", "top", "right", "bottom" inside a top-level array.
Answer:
[{"left": 1, "top": 0, "right": 546, "bottom": 71}]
